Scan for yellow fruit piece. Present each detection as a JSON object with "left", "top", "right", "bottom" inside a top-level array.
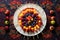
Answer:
[
  {"left": 36, "top": 25, "right": 39, "bottom": 29},
  {"left": 31, "top": 18, "right": 33, "bottom": 21},
  {"left": 29, "top": 26, "right": 31, "bottom": 28},
  {"left": 19, "top": 13, "right": 23, "bottom": 17},
  {"left": 33, "top": 9, "right": 38, "bottom": 14},
  {"left": 34, "top": 26, "right": 37, "bottom": 31},
  {"left": 23, "top": 26, "right": 26, "bottom": 29},
  {"left": 39, "top": 20, "right": 41, "bottom": 22},
  {"left": 18, "top": 20, "right": 21, "bottom": 23},
  {"left": 31, "top": 28, "right": 34, "bottom": 31},
  {"left": 18, "top": 20, "right": 22, "bottom": 25}
]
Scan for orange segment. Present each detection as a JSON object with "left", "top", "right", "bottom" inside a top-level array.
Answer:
[{"left": 36, "top": 25, "right": 40, "bottom": 29}]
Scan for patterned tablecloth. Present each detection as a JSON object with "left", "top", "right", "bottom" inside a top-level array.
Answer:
[{"left": 0, "top": 0, "right": 60, "bottom": 40}]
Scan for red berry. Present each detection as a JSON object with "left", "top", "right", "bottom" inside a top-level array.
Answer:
[
  {"left": 50, "top": 10, "right": 54, "bottom": 14},
  {"left": 50, "top": 26, "right": 54, "bottom": 30},
  {"left": 51, "top": 16, "right": 55, "bottom": 20},
  {"left": 5, "top": 26, "right": 9, "bottom": 30},
  {"left": 5, "top": 10, "right": 10, "bottom": 14},
  {"left": 6, "top": 16, "right": 9, "bottom": 19}
]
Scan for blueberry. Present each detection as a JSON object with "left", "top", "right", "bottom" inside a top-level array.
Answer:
[
  {"left": 33, "top": 22, "right": 36, "bottom": 24},
  {"left": 29, "top": 21, "right": 36, "bottom": 27},
  {"left": 30, "top": 23, "right": 34, "bottom": 27},
  {"left": 32, "top": 14, "right": 35, "bottom": 17},
  {"left": 34, "top": 17, "right": 37, "bottom": 20},
  {"left": 24, "top": 23, "right": 29, "bottom": 27}
]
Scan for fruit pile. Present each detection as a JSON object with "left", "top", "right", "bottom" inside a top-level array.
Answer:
[{"left": 18, "top": 8, "right": 42, "bottom": 32}]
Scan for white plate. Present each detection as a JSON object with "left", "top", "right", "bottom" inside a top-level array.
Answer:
[{"left": 13, "top": 3, "right": 47, "bottom": 36}]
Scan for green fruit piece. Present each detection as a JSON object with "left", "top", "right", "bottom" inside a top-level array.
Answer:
[
  {"left": 51, "top": 20, "right": 55, "bottom": 25},
  {"left": 5, "top": 20, "right": 9, "bottom": 25}
]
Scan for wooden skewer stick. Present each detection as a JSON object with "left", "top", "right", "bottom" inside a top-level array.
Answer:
[
  {"left": 33, "top": 36, "right": 35, "bottom": 40},
  {"left": 37, "top": 35, "right": 39, "bottom": 39},
  {"left": 27, "top": 36, "right": 29, "bottom": 40},
  {"left": 24, "top": 36, "right": 26, "bottom": 40}
]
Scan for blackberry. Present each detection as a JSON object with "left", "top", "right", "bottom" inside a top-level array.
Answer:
[
  {"left": 29, "top": 21, "right": 36, "bottom": 27},
  {"left": 24, "top": 23, "right": 29, "bottom": 27}
]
